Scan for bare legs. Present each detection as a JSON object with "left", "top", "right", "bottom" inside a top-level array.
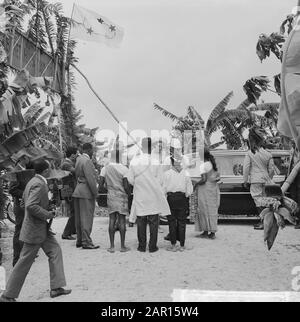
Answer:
[{"left": 108, "top": 212, "right": 130, "bottom": 253}]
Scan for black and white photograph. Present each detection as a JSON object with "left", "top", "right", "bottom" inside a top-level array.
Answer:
[{"left": 0, "top": 0, "right": 300, "bottom": 304}]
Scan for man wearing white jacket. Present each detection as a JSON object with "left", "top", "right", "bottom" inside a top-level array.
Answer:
[{"left": 126, "top": 137, "right": 170, "bottom": 253}]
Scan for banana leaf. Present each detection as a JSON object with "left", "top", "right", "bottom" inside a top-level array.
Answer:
[
  {"left": 263, "top": 210, "right": 279, "bottom": 250},
  {"left": 274, "top": 212, "right": 285, "bottom": 229},
  {"left": 259, "top": 207, "right": 271, "bottom": 221},
  {"left": 277, "top": 207, "right": 297, "bottom": 225}
]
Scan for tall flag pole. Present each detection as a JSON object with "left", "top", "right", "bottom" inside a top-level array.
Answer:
[
  {"left": 278, "top": 1, "right": 300, "bottom": 150},
  {"left": 68, "top": 4, "right": 141, "bottom": 151},
  {"left": 71, "top": 63, "right": 141, "bottom": 151}
]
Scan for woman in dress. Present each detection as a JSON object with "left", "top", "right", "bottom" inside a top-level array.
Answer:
[
  {"left": 194, "top": 148, "right": 220, "bottom": 239},
  {"left": 243, "top": 127, "right": 275, "bottom": 230}
]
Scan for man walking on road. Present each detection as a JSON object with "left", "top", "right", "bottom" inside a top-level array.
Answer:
[
  {"left": 73, "top": 143, "right": 99, "bottom": 249},
  {"left": 0, "top": 159, "right": 71, "bottom": 302}
]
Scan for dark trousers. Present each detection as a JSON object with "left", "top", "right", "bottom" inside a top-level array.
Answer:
[
  {"left": 136, "top": 215, "right": 159, "bottom": 252},
  {"left": 4, "top": 235, "right": 66, "bottom": 299},
  {"left": 12, "top": 201, "right": 25, "bottom": 267},
  {"left": 167, "top": 208, "right": 187, "bottom": 247},
  {"left": 74, "top": 197, "right": 95, "bottom": 247},
  {"left": 62, "top": 199, "right": 76, "bottom": 237},
  {"left": 167, "top": 192, "right": 189, "bottom": 247}
]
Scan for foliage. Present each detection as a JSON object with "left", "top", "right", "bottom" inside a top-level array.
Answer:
[
  {"left": 280, "top": 14, "right": 295, "bottom": 36},
  {"left": 256, "top": 33, "right": 285, "bottom": 62},
  {"left": 154, "top": 92, "right": 286, "bottom": 150},
  {"left": 243, "top": 76, "right": 270, "bottom": 105}
]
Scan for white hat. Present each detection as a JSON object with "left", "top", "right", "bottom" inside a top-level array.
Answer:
[{"left": 170, "top": 138, "right": 182, "bottom": 149}]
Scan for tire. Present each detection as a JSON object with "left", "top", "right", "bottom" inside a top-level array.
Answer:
[{"left": 6, "top": 202, "right": 15, "bottom": 224}]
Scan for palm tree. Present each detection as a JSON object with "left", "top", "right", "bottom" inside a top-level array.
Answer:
[
  {"left": 154, "top": 91, "right": 284, "bottom": 150},
  {"left": 154, "top": 91, "right": 248, "bottom": 150}
]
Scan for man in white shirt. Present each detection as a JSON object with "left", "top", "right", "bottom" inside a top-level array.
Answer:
[
  {"left": 163, "top": 138, "right": 192, "bottom": 241},
  {"left": 162, "top": 138, "right": 190, "bottom": 172},
  {"left": 126, "top": 138, "right": 170, "bottom": 253},
  {"left": 163, "top": 157, "right": 193, "bottom": 251}
]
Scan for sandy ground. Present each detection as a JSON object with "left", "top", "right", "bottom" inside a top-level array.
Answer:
[{"left": 1, "top": 216, "right": 300, "bottom": 302}]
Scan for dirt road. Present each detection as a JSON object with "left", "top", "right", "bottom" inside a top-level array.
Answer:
[{"left": 1, "top": 217, "right": 300, "bottom": 302}]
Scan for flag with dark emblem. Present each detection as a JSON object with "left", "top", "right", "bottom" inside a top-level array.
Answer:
[{"left": 70, "top": 4, "right": 124, "bottom": 48}]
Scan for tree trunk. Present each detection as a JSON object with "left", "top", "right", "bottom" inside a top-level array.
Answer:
[
  {"left": 0, "top": 180, "right": 5, "bottom": 221},
  {"left": 0, "top": 180, "right": 4, "bottom": 266}
]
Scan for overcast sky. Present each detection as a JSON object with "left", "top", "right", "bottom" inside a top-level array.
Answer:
[{"left": 61, "top": 0, "right": 296, "bottom": 144}]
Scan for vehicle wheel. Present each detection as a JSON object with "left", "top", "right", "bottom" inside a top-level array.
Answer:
[{"left": 6, "top": 202, "right": 15, "bottom": 224}]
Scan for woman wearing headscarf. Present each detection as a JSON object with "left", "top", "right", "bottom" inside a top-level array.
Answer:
[
  {"left": 194, "top": 148, "right": 220, "bottom": 239},
  {"left": 243, "top": 127, "right": 275, "bottom": 230}
]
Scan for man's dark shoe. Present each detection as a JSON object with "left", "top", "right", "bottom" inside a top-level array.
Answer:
[
  {"left": 62, "top": 235, "right": 76, "bottom": 240},
  {"left": 50, "top": 288, "right": 72, "bottom": 298},
  {"left": 197, "top": 231, "right": 209, "bottom": 238},
  {"left": 0, "top": 295, "right": 17, "bottom": 302},
  {"left": 208, "top": 232, "right": 216, "bottom": 240},
  {"left": 149, "top": 247, "right": 159, "bottom": 253},
  {"left": 164, "top": 234, "right": 170, "bottom": 241},
  {"left": 82, "top": 245, "right": 100, "bottom": 250},
  {"left": 137, "top": 247, "right": 146, "bottom": 252},
  {"left": 254, "top": 223, "right": 264, "bottom": 230},
  {"left": 76, "top": 243, "right": 82, "bottom": 248}
]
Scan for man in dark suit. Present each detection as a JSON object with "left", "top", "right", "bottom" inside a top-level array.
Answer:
[
  {"left": 61, "top": 146, "right": 78, "bottom": 240},
  {"left": 9, "top": 162, "right": 35, "bottom": 266},
  {"left": 73, "top": 143, "right": 99, "bottom": 249},
  {"left": 0, "top": 159, "right": 71, "bottom": 302}
]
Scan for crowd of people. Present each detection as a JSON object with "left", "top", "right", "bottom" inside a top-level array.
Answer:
[{"left": 1, "top": 129, "right": 300, "bottom": 302}]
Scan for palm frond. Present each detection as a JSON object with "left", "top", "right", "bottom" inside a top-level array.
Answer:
[
  {"left": 243, "top": 76, "right": 270, "bottom": 105},
  {"left": 280, "top": 14, "right": 295, "bottom": 35},
  {"left": 153, "top": 103, "right": 180, "bottom": 122},
  {"left": 44, "top": 2, "right": 64, "bottom": 15},
  {"left": 187, "top": 106, "right": 205, "bottom": 126},
  {"left": 236, "top": 99, "right": 252, "bottom": 110},
  {"left": 36, "top": 112, "right": 51, "bottom": 124},
  {"left": 23, "top": 102, "right": 41, "bottom": 123},
  {"left": 249, "top": 103, "right": 279, "bottom": 112},
  {"left": 41, "top": 2, "right": 58, "bottom": 55},
  {"left": 274, "top": 74, "right": 281, "bottom": 96},
  {"left": 207, "top": 109, "right": 249, "bottom": 137},
  {"left": 206, "top": 91, "right": 233, "bottom": 132},
  {"left": 30, "top": 107, "right": 45, "bottom": 124},
  {"left": 256, "top": 33, "right": 285, "bottom": 62}
]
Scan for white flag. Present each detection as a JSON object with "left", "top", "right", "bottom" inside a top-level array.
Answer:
[{"left": 70, "top": 4, "right": 124, "bottom": 48}]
